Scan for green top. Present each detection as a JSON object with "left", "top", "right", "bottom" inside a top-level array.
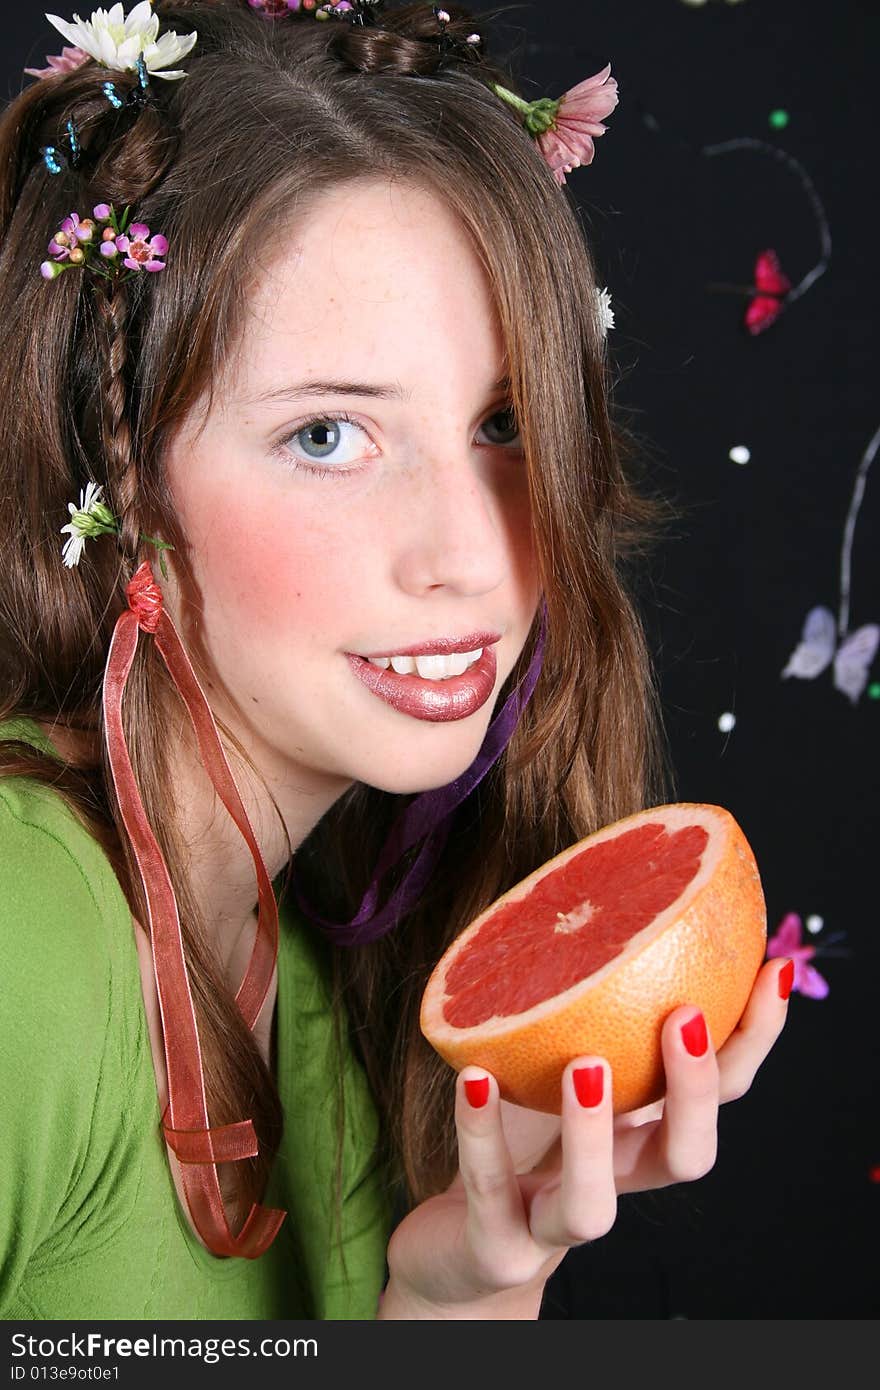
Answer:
[{"left": 0, "top": 717, "right": 393, "bottom": 1321}]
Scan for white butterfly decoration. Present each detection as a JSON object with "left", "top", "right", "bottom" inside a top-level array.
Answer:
[{"left": 781, "top": 606, "right": 879, "bottom": 704}]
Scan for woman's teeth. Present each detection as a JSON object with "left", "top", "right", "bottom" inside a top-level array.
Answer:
[{"left": 366, "top": 649, "right": 483, "bottom": 680}]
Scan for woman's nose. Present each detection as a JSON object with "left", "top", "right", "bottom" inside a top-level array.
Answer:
[{"left": 390, "top": 448, "right": 515, "bottom": 597}]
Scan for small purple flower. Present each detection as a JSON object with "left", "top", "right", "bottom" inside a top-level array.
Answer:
[
  {"left": 246, "top": 0, "right": 348, "bottom": 13},
  {"left": 40, "top": 203, "right": 170, "bottom": 285},
  {"left": 60, "top": 211, "right": 93, "bottom": 244},
  {"left": 115, "top": 223, "right": 168, "bottom": 272},
  {"left": 47, "top": 211, "right": 98, "bottom": 267},
  {"left": 47, "top": 218, "right": 75, "bottom": 262},
  {"left": 248, "top": 0, "right": 295, "bottom": 14}
]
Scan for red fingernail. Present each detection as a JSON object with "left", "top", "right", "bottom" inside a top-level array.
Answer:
[
  {"left": 681, "top": 1011, "right": 708, "bottom": 1057},
  {"left": 573, "top": 1065, "right": 604, "bottom": 1108},
  {"left": 778, "top": 958, "right": 795, "bottom": 1000},
  {"left": 464, "top": 1076, "right": 490, "bottom": 1108}
]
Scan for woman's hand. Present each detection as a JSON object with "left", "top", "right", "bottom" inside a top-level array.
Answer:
[
  {"left": 378, "top": 955, "right": 792, "bottom": 1319},
  {"left": 608, "top": 953, "right": 793, "bottom": 1194}
]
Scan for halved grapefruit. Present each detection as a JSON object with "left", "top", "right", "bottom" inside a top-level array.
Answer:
[{"left": 420, "top": 803, "right": 766, "bottom": 1114}]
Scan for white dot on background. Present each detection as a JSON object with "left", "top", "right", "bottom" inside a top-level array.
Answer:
[
  {"left": 729, "top": 445, "right": 751, "bottom": 465},
  {"left": 718, "top": 711, "right": 736, "bottom": 732},
  {"left": 806, "top": 914, "right": 824, "bottom": 934}
]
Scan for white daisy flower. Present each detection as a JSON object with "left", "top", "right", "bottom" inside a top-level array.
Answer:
[
  {"left": 45, "top": 2, "right": 198, "bottom": 82},
  {"left": 596, "top": 286, "right": 615, "bottom": 334},
  {"left": 60, "top": 481, "right": 118, "bottom": 568},
  {"left": 60, "top": 529, "right": 87, "bottom": 568}
]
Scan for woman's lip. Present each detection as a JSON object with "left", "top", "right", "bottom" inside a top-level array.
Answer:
[
  {"left": 345, "top": 645, "right": 498, "bottom": 722},
  {"left": 359, "top": 631, "right": 502, "bottom": 659}
]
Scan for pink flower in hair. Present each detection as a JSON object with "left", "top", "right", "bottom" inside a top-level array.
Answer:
[
  {"left": 537, "top": 66, "right": 619, "bottom": 184},
  {"left": 59, "top": 211, "right": 95, "bottom": 244},
  {"left": 247, "top": 0, "right": 305, "bottom": 14},
  {"left": 114, "top": 223, "right": 168, "bottom": 272},
  {"left": 493, "top": 65, "right": 619, "bottom": 187},
  {"left": 46, "top": 210, "right": 96, "bottom": 264},
  {"left": 24, "top": 44, "right": 89, "bottom": 80},
  {"left": 248, "top": 1, "right": 351, "bottom": 14}
]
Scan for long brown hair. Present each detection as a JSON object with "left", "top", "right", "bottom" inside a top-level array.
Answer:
[{"left": 0, "top": 0, "right": 679, "bottom": 1260}]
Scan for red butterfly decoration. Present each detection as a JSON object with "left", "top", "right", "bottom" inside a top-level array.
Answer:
[{"left": 745, "top": 249, "right": 792, "bottom": 335}]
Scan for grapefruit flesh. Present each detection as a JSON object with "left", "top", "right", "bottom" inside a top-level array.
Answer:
[{"left": 420, "top": 803, "right": 766, "bottom": 1115}]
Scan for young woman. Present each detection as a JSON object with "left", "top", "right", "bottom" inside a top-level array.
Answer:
[{"left": 0, "top": 0, "right": 792, "bottom": 1320}]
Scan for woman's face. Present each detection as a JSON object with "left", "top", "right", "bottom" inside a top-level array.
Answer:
[{"left": 161, "top": 177, "right": 540, "bottom": 804}]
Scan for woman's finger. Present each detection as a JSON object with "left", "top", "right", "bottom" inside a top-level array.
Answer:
[
  {"left": 454, "top": 1068, "right": 543, "bottom": 1290},
  {"left": 655, "top": 1006, "right": 721, "bottom": 1184},
  {"left": 713, "top": 956, "right": 794, "bottom": 1103},
  {"left": 528, "top": 1057, "right": 617, "bottom": 1253}
]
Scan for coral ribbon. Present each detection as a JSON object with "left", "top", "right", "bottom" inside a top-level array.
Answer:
[{"left": 102, "top": 562, "right": 286, "bottom": 1258}]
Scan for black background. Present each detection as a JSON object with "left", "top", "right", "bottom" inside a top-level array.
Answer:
[{"left": 5, "top": 0, "right": 877, "bottom": 1319}]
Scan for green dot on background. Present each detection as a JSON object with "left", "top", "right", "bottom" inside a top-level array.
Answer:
[
  {"left": 868, "top": 682, "right": 880, "bottom": 700},
  {"left": 769, "top": 109, "right": 790, "bottom": 129}
]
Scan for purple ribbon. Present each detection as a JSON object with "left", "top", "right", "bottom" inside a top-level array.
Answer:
[{"left": 291, "top": 597, "right": 548, "bottom": 944}]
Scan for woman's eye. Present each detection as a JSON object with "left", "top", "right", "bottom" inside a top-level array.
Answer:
[
  {"left": 275, "top": 413, "right": 369, "bottom": 472},
  {"left": 479, "top": 405, "right": 522, "bottom": 449},
  {"left": 273, "top": 405, "right": 522, "bottom": 479}
]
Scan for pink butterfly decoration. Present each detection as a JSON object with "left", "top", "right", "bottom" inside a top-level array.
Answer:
[
  {"left": 766, "top": 913, "right": 830, "bottom": 999},
  {"left": 782, "top": 606, "right": 879, "bottom": 704},
  {"left": 745, "top": 248, "right": 791, "bottom": 335}
]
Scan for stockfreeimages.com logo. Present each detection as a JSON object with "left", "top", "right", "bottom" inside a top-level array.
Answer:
[{"left": 11, "top": 1333, "right": 316, "bottom": 1367}]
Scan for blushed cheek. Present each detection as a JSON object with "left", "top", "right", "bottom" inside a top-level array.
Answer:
[{"left": 193, "top": 490, "right": 356, "bottom": 641}]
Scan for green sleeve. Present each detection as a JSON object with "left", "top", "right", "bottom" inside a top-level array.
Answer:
[{"left": 0, "top": 787, "right": 114, "bottom": 1317}]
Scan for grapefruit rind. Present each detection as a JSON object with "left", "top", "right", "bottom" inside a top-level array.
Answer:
[{"left": 419, "top": 803, "right": 766, "bottom": 1115}]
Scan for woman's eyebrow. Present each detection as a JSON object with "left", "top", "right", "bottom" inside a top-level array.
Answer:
[{"left": 243, "top": 376, "right": 511, "bottom": 405}]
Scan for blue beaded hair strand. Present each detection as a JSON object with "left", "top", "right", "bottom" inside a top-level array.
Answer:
[{"left": 40, "top": 53, "right": 152, "bottom": 177}]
